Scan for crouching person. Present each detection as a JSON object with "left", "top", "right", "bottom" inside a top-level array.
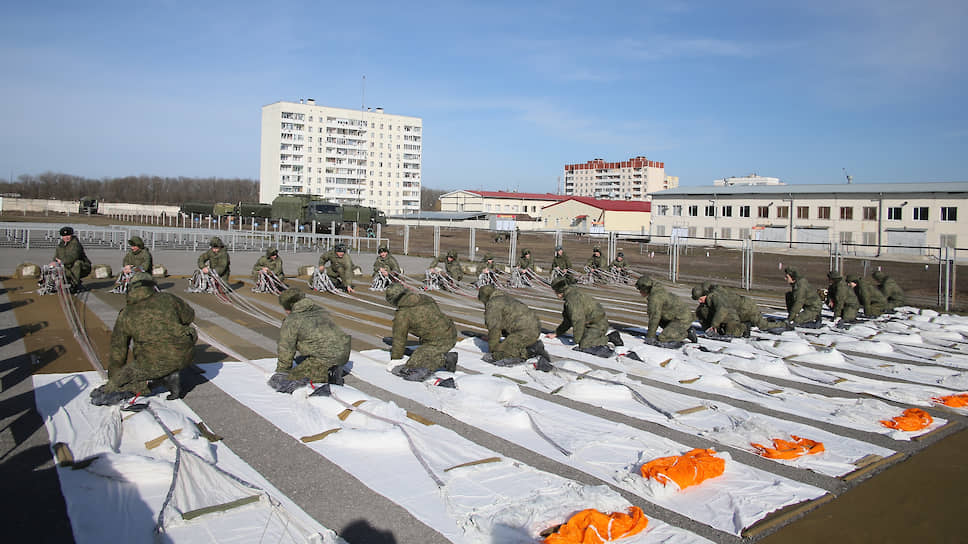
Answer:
[
  {"left": 546, "top": 277, "right": 613, "bottom": 358},
  {"left": 478, "top": 285, "right": 550, "bottom": 367},
  {"left": 635, "top": 275, "right": 696, "bottom": 348},
  {"left": 385, "top": 283, "right": 458, "bottom": 381},
  {"left": 91, "top": 273, "right": 197, "bottom": 405},
  {"left": 268, "top": 288, "right": 351, "bottom": 396}
]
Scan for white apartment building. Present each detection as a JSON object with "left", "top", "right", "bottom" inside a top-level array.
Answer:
[
  {"left": 260, "top": 99, "right": 422, "bottom": 215},
  {"left": 563, "top": 156, "right": 671, "bottom": 200},
  {"left": 650, "top": 182, "right": 968, "bottom": 255}
]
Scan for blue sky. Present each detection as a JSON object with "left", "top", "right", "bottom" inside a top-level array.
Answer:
[{"left": 1, "top": 0, "right": 965, "bottom": 193}]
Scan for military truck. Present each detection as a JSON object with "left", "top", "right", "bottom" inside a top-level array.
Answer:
[
  {"left": 78, "top": 196, "right": 98, "bottom": 215},
  {"left": 271, "top": 195, "right": 344, "bottom": 233}
]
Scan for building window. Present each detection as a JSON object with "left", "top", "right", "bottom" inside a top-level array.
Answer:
[
  {"left": 862, "top": 232, "right": 876, "bottom": 245},
  {"left": 673, "top": 205, "right": 682, "bottom": 216},
  {"left": 722, "top": 205, "right": 732, "bottom": 217},
  {"left": 688, "top": 205, "right": 699, "bottom": 217},
  {"left": 758, "top": 206, "right": 770, "bottom": 218},
  {"left": 776, "top": 206, "right": 789, "bottom": 219},
  {"left": 704, "top": 227, "right": 714, "bottom": 238},
  {"left": 721, "top": 227, "right": 731, "bottom": 239},
  {"left": 656, "top": 205, "right": 668, "bottom": 216},
  {"left": 739, "top": 205, "right": 751, "bottom": 218},
  {"left": 840, "top": 207, "right": 853, "bottom": 220},
  {"left": 914, "top": 207, "right": 929, "bottom": 221},
  {"left": 704, "top": 205, "right": 715, "bottom": 217},
  {"left": 797, "top": 206, "right": 809, "bottom": 219},
  {"left": 654, "top": 225, "right": 666, "bottom": 236},
  {"left": 940, "top": 234, "right": 957, "bottom": 248},
  {"left": 863, "top": 206, "right": 877, "bottom": 220},
  {"left": 840, "top": 231, "right": 853, "bottom": 243},
  {"left": 688, "top": 226, "right": 697, "bottom": 238},
  {"left": 887, "top": 207, "right": 902, "bottom": 220},
  {"left": 941, "top": 207, "right": 958, "bottom": 222},
  {"left": 739, "top": 227, "right": 750, "bottom": 239},
  {"left": 818, "top": 206, "right": 831, "bottom": 220}
]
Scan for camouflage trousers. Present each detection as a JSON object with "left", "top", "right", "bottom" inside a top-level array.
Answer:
[
  {"left": 657, "top": 317, "right": 692, "bottom": 342},
  {"left": 786, "top": 292, "right": 821, "bottom": 324},
  {"left": 63, "top": 261, "right": 91, "bottom": 288},
  {"left": 576, "top": 322, "right": 609, "bottom": 350},
  {"left": 837, "top": 304, "right": 859, "bottom": 322},
  {"left": 403, "top": 336, "right": 457, "bottom": 371},
  {"left": 491, "top": 330, "right": 540, "bottom": 360},
  {"left": 278, "top": 338, "right": 351, "bottom": 382},
  {"left": 103, "top": 359, "right": 183, "bottom": 395}
]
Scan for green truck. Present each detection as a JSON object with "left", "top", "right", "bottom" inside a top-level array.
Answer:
[
  {"left": 271, "top": 195, "right": 385, "bottom": 234},
  {"left": 78, "top": 196, "right": 98, "bottom": 214}
]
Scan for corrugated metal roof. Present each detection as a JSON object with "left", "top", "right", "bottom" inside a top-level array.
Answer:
[
  {"left": 389, "top": 211, "right": 487, "bottom": 220},
  {"left": 468, "top": 190, "right": 568, "bottom": 201},
  {"left": 653, "top": 181, "right": 968, "bottom": 198},
  {"left": 543, "top": 196, "right": 651, "bottom": 212}
]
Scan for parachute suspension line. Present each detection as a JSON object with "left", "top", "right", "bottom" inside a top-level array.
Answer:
[
  {"left": 552, "top": 365, "right": 676, "bottom": 420},
  {"left": 509, "top": 404, "right": 572, "bottom": 456},
  {"left": 50, "top": 265, "right": 107, "bottom": 378},
  {"left": 194, "top": 326, "right": 270, "bottom": 375},
  {"left": 252, "top": 270, "right": 287, "bottom": 295}
]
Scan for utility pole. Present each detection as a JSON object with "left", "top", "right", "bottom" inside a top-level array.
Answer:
[{"left": 843, "top": 168, "right": 852, "bottom": 184}]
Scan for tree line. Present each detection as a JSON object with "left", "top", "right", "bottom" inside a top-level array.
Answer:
[{"left": 0, "top": 172, "right": 444, "bottom": 210}]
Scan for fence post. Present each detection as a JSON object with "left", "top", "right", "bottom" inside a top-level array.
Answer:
[
  {"left": 509, "top": 229, "right": 518, "bottom": 268},
  {"left": 433, "top": 226, "right": 440, "bottom": 257},
  {"left": 469, "top": 228, "right": 476, "bottom": 261},
  {"left": 403, "top": 224, "right": 410, "bottom": 255}
]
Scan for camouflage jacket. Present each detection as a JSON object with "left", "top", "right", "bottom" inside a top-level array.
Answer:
[
  {"left": 646, "top": 284, "right": 693, "bottom": 337},
  {"left": 609, "top": 258, "right": 627, "bottom": 269},
  {"left": 390, "top": 291, "right": 457, "bottom": 360},
  {"left": 319, "top": 250, "right": 355, "bottom": 287},
  {"left": 828, "top": 278, "right": 859, "bottom": 318},
  {"left": 198, "top": 248, "right": 230, "bottom": 277},
  {"left": 483, "top": 291, "right": 541, "bottom": 353},
  {"left": 517, "top": 255, "right": 534, "bottom": 271},
  {"left": 55, "top": 237, "right": 90, "bottom": 268},
  {"left": 879, "top": 277, "right": 905, "bottom": 307},
  {"left": 252, "top": 255, "right": 284, "bottom": 279},
  {"left": 716, "top": 285, "right": 762, "bottom": 322},
  {"left": 373, "top": 254, "right": 401, "bottom": 274},
  {"left": 429, "top": 256, "right": 463, "bottom": 281},
  {"left": 277, "top": 298, "right": 351, "bottom": 371},
  {"left": 701, "top": 289, "right": 740, "bottom": 330},
  {"left": 552, "top": 253, "right": 571, "bottom": 270},
  {"left": 123, "top": 247, "right": 153, "bottom": 272},
  {"left": 855, "top": 277, "right": 887, "bottom": 314},
  {"left": 109, "top": 286, "right": 196, "bottom": 373},
  {"left": 586, "top": 254, "right": 604, "bottom": 269},
  {"left": 555, "top": 285, "right": 607, "bottom": 345},
  {"left": 788, "top": 277, "right": 822, "bottom": 318}
]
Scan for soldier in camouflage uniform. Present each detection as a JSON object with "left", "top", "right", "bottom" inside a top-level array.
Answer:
[
  {"left": 477, "top": 284, "right": 547, "bottom": 365},
  {"left": 694, "top": 283, "right": 772, "bottom": 333},
  {"left": 872, "top": 270, "right": 905, "bottom": 310},
  {"left": 373, "top": 246, "right": 401, "bottom": 276},
  {"left": 198, "top": 236, "right": 230, "bottom": 277},
  {"left": 691, "top": 285, "right": 746, "bottom": 337},
  {"left": 636, "top": 275, "right": 696, "bottom": 345},
  {"left": 252, "top": 247, "right": 285, "bottom": 281},
  {"left": 827, "top": 271, "right": 859, "bottom": 323},
  {"left": 552, "top": 246, "right": 572, "bottom": 272},
  {"left": 122, "top": 236, "right": 153, "bottom": 274},
  {"left": 848, "top": 274, "right": 887, "bottom": 318},
  {"left": 91, "top": 273, "right": 196, "bottom": 404},
  {"left": 784, "top": 267, "right": 822, "bottom": 325},
  {"left": 428, "top": 250, "right": 464, "bottom": 282},
  {"left": 50, "top": 226, "right": 92, "bottom": 293},
  {"left": 546, "top": 278, "right": 612, "bottom": 357},
  {"left": 319, "top": 243, "right": 355, "bottom": 293},
  {"left": 609, "top": 252, "right": 630, "bottom": 282},
  {"left": 517, "top": 249, "right": 535, "bottom": 272},
  {"left": 385, "top": 283, "right": 458, "bottom": 381},
  {"left": 586, "top": 247, "right": 604, "bottom": 270},
  {"left": 268, "top": 288, "right": 351, "bottom": 395}
]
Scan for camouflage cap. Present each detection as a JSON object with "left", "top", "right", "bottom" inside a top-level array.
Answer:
[
  {"left": 846, "top": 274, "right": 860, "bottom": 284},
  {"left": 784, "top": 267, "right": 800, "bottom": 280},
  {"left": 617, "top": 252, "right": 624, "bottom": 257},
  {"left": 210, "top": 236, "right": 225, "bottom": 248},
  {"left": 521, "top": 248, "right": 531, "bottom": 256},
  {"left": 551, "top": 277, "right": 572, "bottom": 294},
  {"left": 378, "top": 246, "right": 389, "bottom": 253},
  {"left": 278, "top": 288, "right": 305, "bottom": 311},
  {"left": 128, "top": 236, "right": 145, "bottom": 248},
  {"left": 592, "top": 247, "right": 601, "bottom": 253},
  {"left": 446, "top": 250, "right": 458, "bottom": 259},
  {"left": 691, "top": 285, "right": 705, "bottom": 300},
  {"left": 129, "top": 271, "right": 156, "bottom": 289},
  {"left": 555, "top": 245, "right": 563, "bottom": 251},
  {"left": 871, "top": 270, "right": 886, "bottom": 281},
  {"left": 59, "top": 226, "right": 74, "bottom": 237},
  {"left": 477, "top": 284, "right": 496, "bottom": 303},
  {"left": 827, "top": 270, "right": 842, "bottom": 280},
  {"left": 266, "top": 246, "right": 279, "bottom": 257},
  {"left": 334, "top": 243, "right": 347, "bottom": 253},
  {"left": 385, "top": 283, "right": 408, "bottom": 305},
  {"left": 635, "top": 275, "right": 654, "bottom": 292}
]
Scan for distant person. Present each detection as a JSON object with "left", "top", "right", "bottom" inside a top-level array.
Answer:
[
  {"left": 517, "top": 249, "right": 535, "bottom": 272},
  {"left": 428, "top": 250, "right": 464, "bottom": 282},
  {"left": 826, "top": 271, "right": 860, "bottom": 324},
  {"left": 385, "top": 283, "right": 458, "bottom": 381},
  {"left": 783, "top": 267, "right": 822, "bottom": 326},
  {"left": 90, "top": 273, "right": 196, "bottom": 404},
  {"left": 268, "top": 288, "right": 350, "bottom": 396},
  {"left": 319, "top": 243, "right": 355, "bottom": 293},
  {"left": 609, "top": 252, "right": 630, "bottom": 282},
  {"left": 552, "top": 246, "right": 571, "bottom": 272},
  {"left": 546, "top": 277, "right": 612, "bottom": 358},
  {"left": 636, "top": 275, "right": 696, "bottom": 346},
  {"left": 122, "top": 236, "right": 153, "bottom": 275},
  {"left": 198, "top": 237, "right": 230, "bottom": 278},
  {"left": 252, "top": 247, "right": 285, "bottom": 281},
  {"left": 50, "top": 226, "right": 91, "bottom": 294},
  {"left": 372, "top": 246, "right": 401, "bottom": 276},
  {"left": 849, "top": 274, "right": 887, "bottom": 318},
  {"left": 872, "top": 270, "right": 905, "bottom": 310},
  {"left": 586, "top": 247, "right": 604, "bottom": 270}
]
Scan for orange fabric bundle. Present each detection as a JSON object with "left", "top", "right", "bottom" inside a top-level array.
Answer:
[
  {"left": 880, "top": 408, "right": 933, "bottom": 431},
  {"left": 932, "top": 394, "right": 968, "bottom": 408},
  {"left": 544, "top": 507, "right": 649, "bottom": 544},
  {"left": 751, "top": 435, "right": 825, "bottom": 459},
  {"left": 639, "top": 448, "right": 725, "bottom": 490}
]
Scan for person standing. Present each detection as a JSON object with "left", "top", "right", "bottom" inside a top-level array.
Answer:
[{"left": 51, "top": 226, "right": 92, "bottom": 293}]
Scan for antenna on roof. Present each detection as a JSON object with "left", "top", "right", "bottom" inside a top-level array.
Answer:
[{"left": 843, "top": 168, "right": 852, "bottom": 184}]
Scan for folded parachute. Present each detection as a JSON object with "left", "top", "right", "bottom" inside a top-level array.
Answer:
[
  {"left": 544, "top": 506, "right": 649, "bottom": 544},
  {"left": 932, "top": 394, "right": 968, "bottom": 408},
  {"left": 752, "top": 436, "right": 825, "bottom": 460},
  {"left": 639, "top": 448, "right": 725, "bottom": 491},
  {"left": 880, "top": 408, "right": 933, "bottom": 431}
]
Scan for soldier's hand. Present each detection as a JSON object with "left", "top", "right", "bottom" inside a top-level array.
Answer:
[
  {"left": 545, "top": 333, "right": 557, "bottom": 339},
  {"left": 123, "top": 265, "right": 131, "bottom": 273},
  {"left": 705, "top": 327, "right": 717, "bottom": 335},
  {"left": 202, "top": 266, "right": 209, "bottom": 273},
  {"left": 347, "top": 286, "right": 355, "bottom": 293},
  {"left": 261, "top": 267, "right": 268, "bottom": 272}
]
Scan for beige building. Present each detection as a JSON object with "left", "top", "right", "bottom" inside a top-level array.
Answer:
[
  {"left": 541, "top": 196, "right": 651, "bottom": 233},
  {"left": 563, "top": 156, "right": 672, "bottom": 200},
  {"left": 650, "top": 182, "right": 968, "bottom": 255},
  {"left": 260, "top": 99, "right": 422, "bottom": 215},
  {"left": 713, "top": 174, "right": 783, "bottom": 186},
  {"left": 438, "top": 190, "right": 567, "bottom": 217}
]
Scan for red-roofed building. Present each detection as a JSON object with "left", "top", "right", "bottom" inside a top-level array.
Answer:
[
  {"left": 563, "top": 156, "right": 674, "bottom": 200},
  {"left": 439, "top": 190, "right": 568, "bottom": 218},
  {"left": 541, "top": 197, "right": 651, "bottom": 233}
]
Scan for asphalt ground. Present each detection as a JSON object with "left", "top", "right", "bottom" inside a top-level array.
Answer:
[{"left": 2, "top": 244, "right": 968, "bottom": 543}]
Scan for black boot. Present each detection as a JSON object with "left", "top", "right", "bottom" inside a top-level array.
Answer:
[
  {"left": 526, "top": 340, "right": 551, "bottom": 360},
  {"left": 624, "top": 351, "right": 643, "bottom": 362},
  {"left": 607, "top": 330, "right": 624, "bottom": 347},
  {"left": 687, "top": 328, "right": 699, "bottom": 343},
  {"left": 162, "top": 371, "right": 183, "bottom": 400},
  {"left": 444, "top": 352, "right": 458, "bottom": 372},
  {"left": 533, "top": 356, "right": 553, "bottom": 372},
  {"left": 327, "top": 365, "right": 345, "bottom": 386}
]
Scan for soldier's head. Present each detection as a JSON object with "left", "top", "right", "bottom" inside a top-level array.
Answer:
[
  {"left": 691, "top": 285, "right": 706, "bottom": 300},
  {"left": 555, "top": 245, "right": 564, "bottom": 254},
  {"left": 210, "top": 237, "right": 225, "bottom": 252},
  {"left": 278, "top": 288, "right": 304, "bottom": 312},
  {"left": 378, "top": 246, "right": 389, "bottom": 256},
  {"left": 635, "top": 275, "right": 654, "bottom": 296},
  {"left": 477, "top": 284, "right": 496, "bottom": 303},
  {"left": 616, "top": 252, "right": 624, "bottom": 261},
  {"left": 827, "top": 270, "right": 842, "bottom": 283},
  {"left": 446, "top": 250, "right": 457, "bottom": 261},
  {"left": 334, "top": 243, "right": 347, "bottom": 256},
  {"left": 551, "top": 277, "right": 573, "bottom": 298},
  {"left": 484, "top": 254, "right": 494, "bottom": 263},
  {"left": 59, "top": 226, "right": 74, "bottom": 242},
  {"left": 521, "top": 249, "right": 531, "bottom": 258},
  {"left": 846, "top": 274, "right": 859, "bottom": 286},
  {"left": 385, "top": 283, "right": 408, "bottom": 306},
  {"left": 128, "top": 236, "right": 144, "bottom": 251},
  {"left": 267, "top": 247, "right": 279, "bottom": 259},
  {"left": 128, "top": 271, "right": 156, "bottom": 291},
  {"left": 783, "top": 267, "right": 799, "bottom": 283},
  {"left": 592, "top": 247, "right": 601, "bottom": 256},
  {"left": 871, "top": 270, "right": 886, "bottom": 282}
]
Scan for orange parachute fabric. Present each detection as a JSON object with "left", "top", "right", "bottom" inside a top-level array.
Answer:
[
  {"left": 639, "top": 448, "right": 725, "bottom": 490},
  {"left": 751, "top": 436, "right": 825, "bottom": 459},
  {"left": 880, "top": 408, "right": 933, "bottom": 431},
  {"left": 932, "top": 394, "right": 968, "bottom": 408},
  {"left": 544, "top": 506, "right": 649, "bottom": 544}
]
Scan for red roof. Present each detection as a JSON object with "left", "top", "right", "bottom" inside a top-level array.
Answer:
[
  {"left": 543, "top": 196, "right": 651, "bottom": 212},
  {"left": 564, "top": 157, "right": 664, "bottom": 171},
  {"left": 468, "top": 190, "right": 569, "bottom": 201}
]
